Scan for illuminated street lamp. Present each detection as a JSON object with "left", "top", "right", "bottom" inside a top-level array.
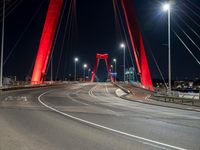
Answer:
[
  {"left": 0, "top": 0, "right": 5, "bottom": 87},
  {"left": 113, "top": 58, "right": 117, "bottom": 82},
  {"left": 83, "top": 64, "right": 87, "bottom": 81},
  {"left": 88, "top": 68, "right": 91, "bottom": 79},
  {"left": 74, "top": 57, "right": 79, "bottom": 81},
  {"left": 162, "top": 2, "right": 171, "bottom": 94},
  {"left": 120, "top": 43, "right": 126, "bottom": 82},
  {"left": 110, "top": 65, "right": 113, "bottom": 72}
]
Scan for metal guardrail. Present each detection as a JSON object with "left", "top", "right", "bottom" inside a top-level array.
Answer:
[
  {"left": 151, "top": 93, "right": 200, "bottom": 105},
  {"left": 0, "top": 81, "right": 66, "bottom": 91},
  {"left": 114, "top": 82, "right": 200, "bottom": 106}
]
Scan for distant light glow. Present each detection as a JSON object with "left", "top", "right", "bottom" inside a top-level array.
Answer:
[
  {"left": 113, "top": 58, "right": 116, "bottom": 62},
  {"left": 83, "top": 64, "right": 87, "bottom": 68},
  {"left": 162, "top": 3, "right": 170, "bottom": 11},
  {"left": 74, "top": 57, "right": 79, "bottom": 62},
  {"left": 120, "top": 43, "right": 125, "bottom": 48}
]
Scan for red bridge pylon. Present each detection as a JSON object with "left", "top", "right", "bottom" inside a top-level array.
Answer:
[
  {"left": 31, "top": 0, "right": 63, "bottom": 84},
  {"left": 91, "top": 54, "right": 113, "bottom": 82}
]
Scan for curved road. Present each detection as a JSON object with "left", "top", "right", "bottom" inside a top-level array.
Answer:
[{"left": 0, "top": 83, "right": 200, "bottom": 150}]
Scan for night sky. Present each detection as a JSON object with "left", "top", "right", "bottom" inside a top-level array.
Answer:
[{"left": 1, "top": 0, "right": 200, "bottom": 81}]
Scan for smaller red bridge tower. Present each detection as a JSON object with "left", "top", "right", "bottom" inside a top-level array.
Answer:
[{"left": 91, "top": 54, "right": 113, "bottom": 82}]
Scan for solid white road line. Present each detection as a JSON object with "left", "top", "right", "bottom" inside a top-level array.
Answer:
[{"left": 38, "top": 90, "right": 186, "bottom": 150}]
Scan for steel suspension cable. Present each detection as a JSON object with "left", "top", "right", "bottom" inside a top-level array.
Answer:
[
  {"left": 173, "top": 21, "right": 200, "bottom": 53},
  {"left": 185, "top": 0, "right": 200, "bottom": 11},
  {"left": 179, "top": 9, "right": 200, "bottom": 28},
  {"left": 181, "top": 2, "right": 200, "bottom": 19},
  {"left": 45, "top": 0, "right": 68, "bottom": 80},
  {"left": 174, "top": 12, "right": 200, "bottom": 39},
  {"left": 173, "top": 31, "right": 200, "bottom": 65},
  {"left": 114, "top": 0, "right": 139, "bottom": 81},
  {"left": 55, "top": 0, "right": 73, "bottom": 80},
  {"left": 4, "top": 0, "right": 47, "bottom": 65},
  {"left": 150, "top": 50, "right": 167, "bottom": 89}
]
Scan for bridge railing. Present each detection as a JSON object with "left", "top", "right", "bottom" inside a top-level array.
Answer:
[
  {"left": 0, "top": 81, "right": 66, "bottom": 91},
  {"left": 151, "top": 91, "right": 200, "bottom": 106}
]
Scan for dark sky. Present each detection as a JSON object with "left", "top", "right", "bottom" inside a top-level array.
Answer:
[{"left": 1, "top": 0, "right": 200, "bottom": 81}]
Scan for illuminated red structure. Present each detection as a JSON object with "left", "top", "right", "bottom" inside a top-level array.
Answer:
[
  {"left": 31, "top": 0, "right": 63, "bottom": 84},
  {"left": 121, "top": 0, "right": 154, "bottom": 91},
  {"left": 91, "top": 54, "right": 113, "bottom": 82},
  {"left": 31, "top": 0, "right": 153, "bottom": 90}
]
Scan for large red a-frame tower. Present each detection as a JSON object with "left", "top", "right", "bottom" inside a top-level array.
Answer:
[
  {"left": 91, "top": 54, "right": 113, "bottom": 82},
  {"left": 121, "top": 0, "right": 154, "bottom": 91},
  {"left": 31, "top": 0, "right": 153, "bottom": 91},
  {"left": 31, "top": 0, "right": 63, "bottom": 84}
]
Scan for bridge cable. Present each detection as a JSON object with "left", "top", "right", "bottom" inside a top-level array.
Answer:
[
  {"left": 179, "top": 8, "right": 200, "bottom": 28},
  {"left": 62, "top": 0, "right": 77, "bottom": 79},
  {"left": 45, "top": 0, "right": 69, "bottom": 80},
  {"left": 174, "top": 12, "right": 200, "bottom": 39},
  {"left": 181, "top": 1, "right": 200, "bottom": 19},
  {"left": 0, "top": 0, "right": 24, "bottom": 20},
  {"left": 3, "top": 0, "right": 47, "bottom": 65},
  {"left": 173, "top": 31, "right": 200, "bottom": 65},
  {"left": 150, "top": 49, "right": 167, "bottom": 89},
  {"left": 113, "top": 0, "right": 139, "bottom": 81},
  {"left": 55, "top": 0, "right": 73, "bottom": 80},
  {"left": 173, "top": 20, "right": 200, "bottom": 53},
  {"left": 185, "top": 0, "right": 200, "bottom": 11}
]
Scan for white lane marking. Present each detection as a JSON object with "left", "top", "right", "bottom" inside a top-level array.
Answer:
[
  {"left": 105, "top": 83, "right": 110, "bottom": 96},
  {"left": 102, "top": 84, "right": 200, "bottom": 120},
  {"left": 66, "top": 90, "right": 89, "bottom": 106},
  {"left": 38, "top": 90, "right": 186, "bottom": 150}
]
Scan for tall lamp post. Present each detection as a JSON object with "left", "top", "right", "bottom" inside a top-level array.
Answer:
[
  {"left": 113, "top": 58, "right": 117, "bottom": 82},
  {"left": 110, "top": 65, "right": 113, "bottom": 72},
  {"left": 162, "top": 3, "right": 171, "bottom": 94},
  {"left": 74, "top": 57, "right": 79, "bottom": 81},
  {"left": 0, "top": 0, "right": 5, "bottom": 87},
  {"left": 83, "top": 64, "right": 87, "bottom": 81},
  {"left": 120, "top": 43, "right": 125, "bottom": 82},
  {"left": 88, "top": 68, "right": 91, "bottom": 80}
]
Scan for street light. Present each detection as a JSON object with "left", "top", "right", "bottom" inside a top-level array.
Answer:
[
  {"left": 162, "top": 3, "right": 170, "bottom": 11},
  {"left": 0, "top": 0, "right": 5, "bottom": 87},
  {"left": 162, "top": 2, "right": 171, "bottom": 94},
  {"left": 120, "top": 43, "right": 126, "bottom": 82},
  {"left": 88, "top": 68, "right": 91, "bottom": 79},
  {"left": 83, "top": 64, "right": 87, "bottom": 81},
  {"left": 110, "top": 65, "right": 113, "bottom": 71},
  {"left": 113, "top": 58, "right": 117, "bottom": 82},
  {"left": 74, "top": 57, "right": 79, "bottom": 81}
]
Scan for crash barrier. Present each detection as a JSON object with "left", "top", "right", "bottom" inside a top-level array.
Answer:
[
  {"left": 0, "top": 81, "right": 68, "bottom": 91},
  {"left": 151, "top": 92, "right": 200, "bottom": 106}
]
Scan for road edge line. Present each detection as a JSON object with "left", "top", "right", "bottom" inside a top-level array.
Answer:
[{"left": 38, "top": 90, "right": 186, "bottom": 150}]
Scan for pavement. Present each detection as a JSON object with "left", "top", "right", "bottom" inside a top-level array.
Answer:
[{"left": 0, "top": 82, "right": 200, "bottom": 150}]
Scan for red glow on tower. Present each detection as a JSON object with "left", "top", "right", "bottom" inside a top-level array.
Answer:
[
  {"left": 91, "top": 54, "right": 113, "bottom": 82},
  {"left": 31, "top": 0, "right": 63, "bottom": 84},
  {"left": 121, "top": 0, "right": 154, "bottom": 91}
]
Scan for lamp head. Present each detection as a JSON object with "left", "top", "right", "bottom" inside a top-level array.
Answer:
[
  {"left": 162, "top": 3, "right": 170, "bottom": 11},
  {"left": 74, "top": 57, "right": 79, "bottom": 62},
  {"left": 120, "top": 43, "right": 125, "bottom": 48}
]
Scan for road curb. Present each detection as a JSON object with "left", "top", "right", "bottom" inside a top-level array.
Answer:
[{"left": 114, "top": 87, "right": 200, "bottom": 112}]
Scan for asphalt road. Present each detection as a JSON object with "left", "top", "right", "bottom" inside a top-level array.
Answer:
[{"left": 0, "top": 83, "right": 200, "bottom": 150}]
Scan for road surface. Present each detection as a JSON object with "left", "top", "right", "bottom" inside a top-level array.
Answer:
[{"left": 0, "top": 83, "right": 200, "bottom": 150}]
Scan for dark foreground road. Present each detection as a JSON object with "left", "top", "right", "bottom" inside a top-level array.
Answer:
[{"left": 0, "top": 83, "right": 200, "bottom": 150}]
